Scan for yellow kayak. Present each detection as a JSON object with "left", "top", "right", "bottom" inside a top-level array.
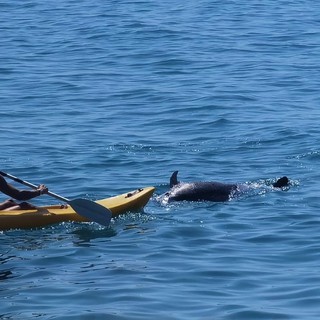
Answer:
[{"left": 0, "top": 187, "right": 155, "bottom": 231}]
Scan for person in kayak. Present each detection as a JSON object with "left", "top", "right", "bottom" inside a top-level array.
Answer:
[{"left": 0, "top": 175, "right": 48, "bottom": 210}]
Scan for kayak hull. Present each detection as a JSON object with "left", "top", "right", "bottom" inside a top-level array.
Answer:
[{"left": 0, "top": 187, "right": 155, "bottom": 231}]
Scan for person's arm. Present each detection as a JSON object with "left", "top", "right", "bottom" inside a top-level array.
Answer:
[{"left": 0, "top": 175, "right": 48, "bottom": 201}]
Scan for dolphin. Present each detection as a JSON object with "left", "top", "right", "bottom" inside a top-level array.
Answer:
[{"left": 162, "top": 171, "right": 289, "bottom": 203}]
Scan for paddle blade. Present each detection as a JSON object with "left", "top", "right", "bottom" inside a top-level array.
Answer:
[{"left": 69, "top": 199, "right": 112, "bottom": 226}]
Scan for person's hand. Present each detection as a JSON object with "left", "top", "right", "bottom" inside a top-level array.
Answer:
[{"left": 37, "top": 184, "right": 49, "bottom": 195}]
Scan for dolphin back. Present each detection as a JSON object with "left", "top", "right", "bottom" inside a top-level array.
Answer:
[
  {"left": 164, "top": 171, "right": 290, "bottom": 204},
  {"left": 168, "top": 181, "right": 237, "bottom": 202}
]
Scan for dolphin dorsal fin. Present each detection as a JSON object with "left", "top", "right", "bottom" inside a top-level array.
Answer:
[{"left": 170, "top": 171, "right": 179, "bottom": 188}]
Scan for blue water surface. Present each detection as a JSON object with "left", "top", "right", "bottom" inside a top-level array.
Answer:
[{"left": 1, "top": 0, "right": 320, "bottom": 319}]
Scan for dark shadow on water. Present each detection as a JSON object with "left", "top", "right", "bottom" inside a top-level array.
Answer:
[
  {"left": 0, "top": 270, "right": 12, "bottom": 281},
  {"left": 0, "top": 252, "right": 15, "bottom": 282},
  {"left": 70, "top": 226, "right": 117, "bottom": 247}
]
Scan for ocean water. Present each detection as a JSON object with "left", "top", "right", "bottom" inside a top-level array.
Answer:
[{"left": 1, "top": 0, "right": 320, "bottom": 319}]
